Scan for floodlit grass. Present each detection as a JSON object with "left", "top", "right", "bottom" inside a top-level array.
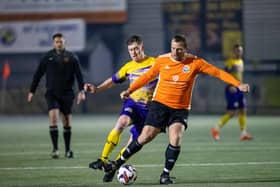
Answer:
[{"left": 0, "top": 115, "right": 279, "bottom": 187}]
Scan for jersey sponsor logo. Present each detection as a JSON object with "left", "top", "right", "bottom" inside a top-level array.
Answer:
[
  {"left": 183, "top": 65, "right": 190, "bottom": 73},
  {"left": 48, "top": 57, "right": 53, "bottom": 62},
  {"left": 172, "top": 75, "right": 179, "bottom": 82}
]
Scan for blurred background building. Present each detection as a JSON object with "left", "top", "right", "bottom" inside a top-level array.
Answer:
[{"left": 0, "top": 0, "right": 279, "bottom": 115}]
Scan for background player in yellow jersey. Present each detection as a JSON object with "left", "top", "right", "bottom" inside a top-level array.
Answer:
[
  {"left": 211, "top": 44, "right": 253, "bottom": 141},
  {"left": 85, "top": 35, "right": 157, "bottom": 182}
]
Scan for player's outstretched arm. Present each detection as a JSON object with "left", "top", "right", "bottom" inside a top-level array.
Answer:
[
  {"left": 96, "top": 77, "right": 115, "bottom": 92},
  {"left": 86, "top": 77, "right": 115, "bottom": 94},
  {"left": 238, "top": 83, "right": 250, "bottom": 93}
]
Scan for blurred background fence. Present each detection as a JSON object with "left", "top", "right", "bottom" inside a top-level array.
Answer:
[{"left": 0, "top": 0, "right": 279, "bottom": 115}]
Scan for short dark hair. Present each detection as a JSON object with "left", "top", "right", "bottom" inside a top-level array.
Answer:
[
  {"left": 172, "top": 34, "right": 188, "bottom": 49},
  {"left": 126, "top": 35, "right": 143, "bottom": 45},
  {"left": 52, "top": 33, "right": 64, "bottom": 40},
  {"left": 234, "top": 44, "right": 242, "bottom": 49}
]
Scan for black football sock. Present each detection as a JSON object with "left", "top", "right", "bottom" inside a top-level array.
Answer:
[
  {"left": 163, "top": 144, "right": 181, "bottom": 175},
  {"left": 63, "top": 126, "right": 72, "bottom": 152},
  {"left": 49, "top": 126, "right": 58, "bottom": 151},
  {"left": 116, "top": 139, "right": 143, "bottom": 166}
]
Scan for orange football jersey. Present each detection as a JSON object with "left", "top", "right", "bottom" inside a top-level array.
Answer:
[{"left": 129, "top": 53, "right": 240, "bottom": 110}]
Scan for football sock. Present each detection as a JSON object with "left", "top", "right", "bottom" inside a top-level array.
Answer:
[
  {"left": 162, "top": 168, "right": 170, "bottom": 176},
  {"left": 49, "top": 126, "right": 58, "bottom": 150},
  {"left": 217, "top": 113, "right": 232, "bottom": 129},
  {"left": 101, "top": 128, "right": 121, "bottom": 162},
  {"left": 115, "top": 146, "right": 126, "bottom": 160},
  {"left": 63, "top": 126, "right": 71, "bottom": 152},
  {"left": 239, "top": 113, "right": 246, "bottom": 131},
  {"left": 117, "top": 139, "right": 142, "bottom": 166},
  {"left": 164, "top": 144, "right": 181, "bottom": 173}
]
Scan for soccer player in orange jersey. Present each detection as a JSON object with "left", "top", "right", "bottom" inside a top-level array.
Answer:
[
  {"left": 103, "top": 35, "right": 250, "bottom": 184},
  {"left": 211, "top": 44, "right": 253, "bottom": 141}
]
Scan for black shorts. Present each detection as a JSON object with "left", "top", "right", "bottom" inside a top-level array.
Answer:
[
  {"left": 45, "top": 91, "right": 74, "bottom": 115},
  {"left": 145, "top": 101, "right": 189, "bottom": 132}
]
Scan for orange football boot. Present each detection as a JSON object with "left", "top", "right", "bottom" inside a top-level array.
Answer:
[
  {"left": 211, "top": 128, "right": 220, "bottom": 141},
  {"left": 240, "top": 133, "right": 253, "bottom": 141}
]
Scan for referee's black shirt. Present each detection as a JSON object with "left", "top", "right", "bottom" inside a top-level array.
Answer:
[{"left": 30, "top": 49, "right": 84, "bottom": 97}]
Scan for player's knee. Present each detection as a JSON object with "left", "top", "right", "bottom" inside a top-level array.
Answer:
[
  {"left": 49, "top": 119, "right": 58, "bottom": 126},
  {"left": 227, "top": 111, "right": 235, "bottom": 117},
  {"left": 115, "top": 123, "right": 127, "bottom": 132},
  {"left": 116, "top": 116, "right": 131, "bottom": 130},
  {"left": 138, "top": 135, "right": 152, "bottom": 144}
]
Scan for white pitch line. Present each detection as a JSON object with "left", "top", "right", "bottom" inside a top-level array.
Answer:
[
  {"left": 138, "top": 161, "right": 280, "bottom": 167},
  {"left": 1, "top": 161, "right": 280, "bottom": 171},
  {"left": 0, "top": 146, "right": 279, "bottom": 156}
]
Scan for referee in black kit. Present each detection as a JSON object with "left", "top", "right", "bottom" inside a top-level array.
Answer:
[{"left": 27, "top": 33, "right": 86, "bottom": 159}]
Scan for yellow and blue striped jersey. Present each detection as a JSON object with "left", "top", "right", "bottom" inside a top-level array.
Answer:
[
  {"left": 112, "top": 56, "right": 157, "bottom": 105},
  {"left": 224, "top": 58, "right": 244, "bottom": 82}
]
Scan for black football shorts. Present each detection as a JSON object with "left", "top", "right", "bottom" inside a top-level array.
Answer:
[{"left": 145, "top": 101, "right": 189, "bottom": 132}]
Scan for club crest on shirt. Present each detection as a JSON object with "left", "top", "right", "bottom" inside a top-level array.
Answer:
[
  {"left": 64, "top": 57, "right": 70, "bottom": 63},
  {"left": 165, "top": 65, "right": 170, "bottom": 69},
  {"left": 183, "top": 65, "right": 190, "bottom": 73}
]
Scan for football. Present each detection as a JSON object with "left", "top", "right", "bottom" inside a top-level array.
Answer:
[{"left": 116, "top": 164, "right": 137, "bottom": 185}]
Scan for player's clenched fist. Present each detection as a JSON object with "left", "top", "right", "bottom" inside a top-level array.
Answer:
[
  {"left": 84, "top": 83, "right": 96, "bottom": 93},
  {"left": 120, "top": 90, "right": 131, "bottom": 100}
]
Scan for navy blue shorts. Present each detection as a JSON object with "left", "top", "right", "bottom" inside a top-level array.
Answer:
[
  {"left": 225, "top": 85, "right": 246, "bottom": 110},
  {"left": 120, "top": 98, "right": 149, "bottom": 140},
  {"left": 145, "top": 101, "right": 189, "bottom": 132},
  {"left": 45, "top": 91, "right": 74, "bottom": 115}
]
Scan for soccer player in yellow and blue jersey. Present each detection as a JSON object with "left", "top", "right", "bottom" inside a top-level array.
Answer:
[
  {"left": 85, "top": 35, "right": 157, "bottom": 182},
  {"left": 211, "top": 44, "right": 253, "bottom": 141}
]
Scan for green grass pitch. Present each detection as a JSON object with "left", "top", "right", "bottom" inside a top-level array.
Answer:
[{"left": 0, "top": 115, "right": 279, "bottom": 187}]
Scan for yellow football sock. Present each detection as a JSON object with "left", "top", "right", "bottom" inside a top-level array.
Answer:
[
  {"left": 239, "top": 113, "right": 246, "bottom": 131},
  {"left": 217, "top": 114, "right": 232, "bottom": 129},
  {"left": 115, "top": 146, "right": 126, "bottom": 161},
  {"left": 101, "top": 128, "right": 121, "bottom": 162}
]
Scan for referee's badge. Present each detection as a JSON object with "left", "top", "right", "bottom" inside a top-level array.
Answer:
[
  {"left": 64, "top": 57, "right": 70, "bottom": 63},
  {"left": 183, "top": 65, "right": 190, "bottom": 73}
]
